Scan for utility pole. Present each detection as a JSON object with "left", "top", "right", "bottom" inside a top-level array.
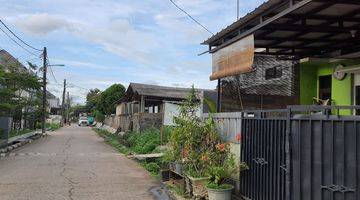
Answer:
[
  {"left": 67, "top": 92, "right": 70, "bottom": 125},
  {"left": 237, "top": 0, "right": 239, "bottom": 20},
  {"left": 41, "top": 47, "right": 47, "bottom": 134},
  {"left": 61, "top": 79, "right": 66, "bottom": 125}
]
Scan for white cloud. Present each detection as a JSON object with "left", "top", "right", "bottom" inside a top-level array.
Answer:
[
  {"left": 16, "top": 13, "right": 75, "bottom": 36},
  {"left": 0, "top": 0, "right": 266, "bottom": 103}
]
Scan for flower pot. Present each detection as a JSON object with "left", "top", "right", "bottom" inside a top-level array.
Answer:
[
  {"left": 186, "top": 175, "right": 210, "bottom": 199},
  {"left": 174, "top": 162, "right": 183, "bottom": 175},
  {"left": 207, "top": 185, "right": 234, "bottom": 200}
]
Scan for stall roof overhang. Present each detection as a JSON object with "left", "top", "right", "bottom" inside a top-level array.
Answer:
[{"left": 202, "top": 0, "right": 360, "bottom": 59}]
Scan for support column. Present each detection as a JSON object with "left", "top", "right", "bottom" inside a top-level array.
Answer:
[
  {"left": 140, "top": 96, "right": 145, "bottom": 113},
  {"left": 217, "top": 79, "right": 221, "bottom": 112}
]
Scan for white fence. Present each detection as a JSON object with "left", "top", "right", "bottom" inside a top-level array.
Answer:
[{"left": 202, "top": 112, "right": 242, "bottom": 143}]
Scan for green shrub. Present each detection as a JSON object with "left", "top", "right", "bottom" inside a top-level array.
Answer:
[
  {"left": 9, "top": 129, "right": 32, "bottom": 138},
  {"left": 123, "top": 127, "right": 163, "bottom": 154},
  {"left": 93, "top": 128, "right": 130, "bottom": 155},
  {"left": 94, "top": 110, "right": 105, "bottom": 123},
  {"left": 46, "top": 123, "right": 60, "bottom": 131},
  {"left": 141, "top": 162, "right": 160, "bottom": 176}
]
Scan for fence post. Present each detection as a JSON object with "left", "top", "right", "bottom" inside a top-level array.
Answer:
[
  {"left": 0, "top": 117, "right": 12, "bottom": 147},
  {"left": 285, "top": 107, "right": 292, "bottom": 200}
]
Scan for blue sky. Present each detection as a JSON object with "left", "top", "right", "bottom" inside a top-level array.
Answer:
[{"left": 0, "top": 0, "right": 265, "bottom": 103}]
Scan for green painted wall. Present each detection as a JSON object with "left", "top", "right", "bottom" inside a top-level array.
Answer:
[
  {"left": 300, "top": 60, "right": 360, "bottom": 115},
  {"left": 300, "top": 63, "right": 317, "bottom": 105}
]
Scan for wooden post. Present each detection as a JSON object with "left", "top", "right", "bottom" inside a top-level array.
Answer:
[
  {"left": 217, "top": 79, "right": 221, "bottom": 112},
  {"left": 140, "top": 96, "right": 145, "bottom": 113},
  {"left": 160, "top": 125, "right": 163, "bottom": 145}
]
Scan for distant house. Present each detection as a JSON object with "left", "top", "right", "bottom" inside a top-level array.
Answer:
[
  {"left": 0, "top": 49, "right": 34, "bottom": 129},
  {"left": 108, "top": 83, "right": 217, "bottom": 132}
]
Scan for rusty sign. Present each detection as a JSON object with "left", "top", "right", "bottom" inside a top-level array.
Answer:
[{"left": 210, "top": 34, "right": 254, "bottom": 80}]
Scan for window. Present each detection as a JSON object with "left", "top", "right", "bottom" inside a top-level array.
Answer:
[{"left": 265, "top": 66, "right": 282, "bottom": 80}]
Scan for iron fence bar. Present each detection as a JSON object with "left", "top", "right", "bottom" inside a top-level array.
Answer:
[{"left": 286, "top": 107, "right": 292, "bottom": 200}]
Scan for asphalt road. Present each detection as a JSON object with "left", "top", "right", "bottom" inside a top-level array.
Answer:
[{"left": 0, "top": 125, "right": 158, "bottom": 200}]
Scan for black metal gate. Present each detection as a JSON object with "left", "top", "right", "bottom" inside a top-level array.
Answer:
[
  {"left": 240, "top": 111, "right": 288, "bottom": 200},
  {"left": 290, "top": 111, "right": 360, "bottom": 200},
  {"left": 239, "top": 106, "right": 360, "bottom": 200}
]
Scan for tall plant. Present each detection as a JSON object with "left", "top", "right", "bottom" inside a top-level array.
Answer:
[{"left": 165, "top": 86, "right": 225, "bottom": 177}]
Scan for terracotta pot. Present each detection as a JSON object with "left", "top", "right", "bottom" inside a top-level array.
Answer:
[{"left": 207, "top": 185, "right": 234, "bottom": 200}]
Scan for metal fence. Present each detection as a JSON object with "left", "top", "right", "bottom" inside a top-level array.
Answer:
[
  {"left": 202, "top": 112, "right": 242, "bottom": 143},
  {"left": 208, "top": 106, "right": 360, "bottom": 200},
  {"left": 240, "top": 110, "right": 288, "bottom": 200},
  {"left": 289, "top": 106, "right": 360, "bottom": 200}
]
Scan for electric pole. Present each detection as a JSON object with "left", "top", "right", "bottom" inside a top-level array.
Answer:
[
  {"left": 62, "top": 79, "right": 67, "bottom": 125},
  {"left": 237, "top": 0, "right": 239, "bottom": 20},
  {"left": 41, "top": 47, "right": 47, "bottom": 134},
  {"left": 67, "top": 92, "right": 70, "bottom": 125}
]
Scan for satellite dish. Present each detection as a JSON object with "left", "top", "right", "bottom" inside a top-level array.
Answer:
[{"left": 333, "top": 64, "right": 346, "bottom": 81}]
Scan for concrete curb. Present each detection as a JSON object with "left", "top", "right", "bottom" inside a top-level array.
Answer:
[{"left": 0, "top": 131, "right": 47, "bottom": 158}]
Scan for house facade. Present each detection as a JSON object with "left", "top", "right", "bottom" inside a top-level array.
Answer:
[
  {"left": 201, "top": 0, "right": 360, "bottom": 114},
  {"left": 106, "top": 83, "right": 217, "bottom": 132}
]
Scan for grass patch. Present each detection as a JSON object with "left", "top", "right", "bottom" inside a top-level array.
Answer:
[
  {"left": 140, "top": 160, "right": 161, "bottom": 177},
  {"left": 123, "top": 126, "right": 172, "bottom": 154},
  {"left": 92, "top": 128, "right": 130, "bottom": 155},
  {"left": 46, "top": 123, "right": 61, "bottom": 131},
  {"left": 9, "top": 129, "right": 32, "bottom": 138}
]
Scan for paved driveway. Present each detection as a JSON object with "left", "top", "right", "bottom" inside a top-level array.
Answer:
[{"left": 0, "top": 125, "right": 158, "bottom": 200}]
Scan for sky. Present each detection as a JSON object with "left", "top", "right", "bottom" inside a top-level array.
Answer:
[{"left": 0, "top": 0, "right": 265, "bottom": 103}]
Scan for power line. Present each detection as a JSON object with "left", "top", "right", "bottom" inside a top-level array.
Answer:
[
  {"left": 0, "top": 25, "right": 40, "bottom": 57},
  {"left": 168, "top": 0, "right": 214, "bottom": 35},
  {"left": 46, "top": 55, "right": 61, "bottom": 85},
  {"left": 68, "top": 83, "right": 89, "bottom": 91},
  {"left": 48, "top": 65, "right": 59, "bottom": 84},
  {"left": 0, "top": 19, "right": 43, "bottom": 51}
]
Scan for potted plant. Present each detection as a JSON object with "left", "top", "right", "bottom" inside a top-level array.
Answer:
[{"left": 206, "top": 151, "right": 248, "bottom": 200}]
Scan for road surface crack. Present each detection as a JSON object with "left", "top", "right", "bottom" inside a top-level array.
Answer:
[{"left": 59, "top": 136, "right": 76, "bottom": 200}]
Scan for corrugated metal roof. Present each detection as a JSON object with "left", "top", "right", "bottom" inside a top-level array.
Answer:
[
  {"left": 0, "top": 49, "right": 26, "bottom": 70},
  {"left": 128, "top": 82, "right": 213, "bottom": 100},
  {"left": 202, "top": 0, "right": 283, "bottom": 45}
]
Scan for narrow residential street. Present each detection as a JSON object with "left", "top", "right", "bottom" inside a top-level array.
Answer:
[{"left": 0, "top": 126, "right": 159, "bottom": 200}]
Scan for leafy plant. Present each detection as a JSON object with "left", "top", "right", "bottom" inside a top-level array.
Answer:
[
  {"left": 9, "top": 129, "right": 32, "bottom": 138},
  {"left": 204, "top": 97, "right": 217, "bottom": 113},
  {"left": 141, "top": 161, "right": 160, "bottom": 176},
  {"left": 206, "top": 152, "right": 248, "bottom": 189},
  {"left": 94, "top": 110, "right": 105, "bottom": 123},
  {"left": 46, "top": 123, "right": 61, "bottom": 131},
  {"left": 164, "top": 86, "right": 225, "bottom": 178},
  {"left": 124, "top": 127, "right": 164, "bottom": 154}
]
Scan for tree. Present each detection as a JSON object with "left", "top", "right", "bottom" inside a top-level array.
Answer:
[
  {"left": 85, "top": 88, "right": 101, "bottom": 112},
  {"left": 0, "top": 62, "right": 42, "bottom": 129},
  {"left": 0, "top": 64, "right": 41, "bottom": 117},
  {"left": 97, "top": 84, "right": 125, "bottom": 115}
]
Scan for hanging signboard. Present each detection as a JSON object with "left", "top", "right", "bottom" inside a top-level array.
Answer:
[{"left": 210, "top": 34, "right": 255, "bottom": 80}]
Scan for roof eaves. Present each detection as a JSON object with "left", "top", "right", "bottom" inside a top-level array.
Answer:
[{"left": 201, "top": 0, "right": 282, "bottom": 45}]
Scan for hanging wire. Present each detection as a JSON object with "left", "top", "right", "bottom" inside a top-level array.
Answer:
[
  {"left": 0, "top": 19, "right": 43, "bottom": 51},
  {"left": 0, "top": 25, "right": 40, "bottom": 57},
  {"left": 168, "top": 0, "right": 214, "bottom": 35}
]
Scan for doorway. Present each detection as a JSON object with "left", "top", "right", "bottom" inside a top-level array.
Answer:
[
  {"left": 356, "top": 86, "right": 360, "bottom": 115},
  {"left": 318, "top": 75, "right": 332, "bottom": 102}
]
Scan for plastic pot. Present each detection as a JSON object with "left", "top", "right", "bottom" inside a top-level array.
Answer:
[
  {"left": 174, "top": 162, "right": 183, "bottom": 175},
  {"left": 207, "top": 185, "right": 234, "bottom": 200}
]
